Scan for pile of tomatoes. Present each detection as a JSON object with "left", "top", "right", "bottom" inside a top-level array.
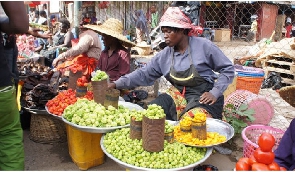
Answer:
[
  {"left": 46, "top": 89, "right": 93, "bottom": 116},
  {"left": 236, "top": 133, "right": 286, "bottom": 171},
  {"left": 77, "top": 76, "right": 89, "bottom": 87}
]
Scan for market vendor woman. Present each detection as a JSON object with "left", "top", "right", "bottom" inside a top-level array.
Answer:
[
  {"left": 108, "top": 7, "right": 235, "bottom": 120},
  {"left": 52, "top": 24, "right": 102, "bottom": 77},
  {"left": 84, "top": 18, "right": 135, "bottom": 82}
]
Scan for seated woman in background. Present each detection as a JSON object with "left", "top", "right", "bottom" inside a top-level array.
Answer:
[
  {"left": 38, "top": 18, "right": 74, "bottom": 66},
  {"left": 83, "top": 18, "right": 136, "bottom": 82},
  {"left": 52, "top": 24, "right": 102, "bottom": 78}
]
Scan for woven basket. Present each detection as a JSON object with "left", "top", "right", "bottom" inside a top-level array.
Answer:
[
  {"left": 236, "top": 76, "right": 264, "bottom": 94},
  {"left": 241, "top": 125, "right": 285, "bottom": 158},
  {"left": 29, "top": 114, "right": 67, "bottom": 144},
  {"left": 279, "top": 85, "right": 295, "bottom": 108},
  {"left": 224, "top": 90, "right": 274, "bottom": 126}
]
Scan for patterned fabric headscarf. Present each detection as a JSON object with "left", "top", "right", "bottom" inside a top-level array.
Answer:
[
  {"left": 159, "top": 7, "right": 203, "bottom": 36},
  {"left": 159, "top": 7, "right": 192, "bottom": 29}
]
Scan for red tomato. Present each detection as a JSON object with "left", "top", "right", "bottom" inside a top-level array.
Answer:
[
  {"left": 258, "top": 133, "right": 275, "bottom": 152},
  {"left": 238, "top": 157, "right": 251, "bottom": 165},
  {"left": 253, "top": 148, "right": 275, "bottom": 165},
  {"left": 236, "top": 161, "right": 251, "bottom": 171},
  {"left": 279, "top": 167, "right": 287, "bottom": 171},
  {"left": 249, "top": 155, "right": 257, "bottom": 165},
  {"left": 252, "top": 163, "right": 270, "bottom": 171},
  {"left": 268, "top": 161, "right": 280, "bottom": 171}
]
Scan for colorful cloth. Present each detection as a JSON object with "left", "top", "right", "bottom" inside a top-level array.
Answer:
[
  {"left": 151, "top": 11, "right": 159, "bottom": 29},
  {"left": 57, "top": 53, "right": 98, "bottom": 77}
]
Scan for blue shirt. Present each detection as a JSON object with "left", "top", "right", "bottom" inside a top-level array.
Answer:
[
  {"left": 114, "top": 37, "right": 235, "bottom": 98},
  {"left": 274, "top": 119, "right": 295, "bottom": 171}
]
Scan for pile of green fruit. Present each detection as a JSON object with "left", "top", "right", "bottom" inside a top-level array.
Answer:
[
  {"left": 63, "top": 99, "right": 133, "bottom": 127},
  {"left": 103, "top": 128, "right": 207, "bottom": 169},
  {"left": 130, "top": 109, "right": 146, "bottom": 122},
  {"left": 165, "top": 121, "right": 175, "bottom": 133},
  {"left": 91, "top": 70, "right": 108, "bottom": 81},
  {"left": 144, "top": 104, "right": 166, "bottom": 119}
]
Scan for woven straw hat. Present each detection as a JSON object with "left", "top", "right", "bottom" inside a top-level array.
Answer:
[
  {"left": 136, "top": 41, "right": 151, "bottom": 48},
  {"left": 83, "top": 18, "right": 136, "bottom": 47},
  {"left": 132, "top": 41, "right": 152, "bottom": 55}
]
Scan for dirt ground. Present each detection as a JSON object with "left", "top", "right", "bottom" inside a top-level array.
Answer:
[{"left": 23, "top": 40, "right": 292, "bottom": 171}]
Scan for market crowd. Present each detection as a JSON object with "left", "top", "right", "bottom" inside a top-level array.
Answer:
[{"left": 0, "top": 1, "right": 294, "bottom": 171}]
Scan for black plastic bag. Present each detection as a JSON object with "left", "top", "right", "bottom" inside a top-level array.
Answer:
[
  {"left": 261, "top": 72, "right": 282, "bottom": 90},
  {"left": 123, "top": 90, "right": 148, "bottom": 103}
]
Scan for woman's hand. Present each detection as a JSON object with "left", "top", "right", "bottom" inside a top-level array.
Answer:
[
  {"left": 199, "top": 92, "right": 217, "bottom": 105},
  {"left": 108, "top": 82, "right": 116, "bottom": 89},
  {"left": 52, "top": 55, "right": 64, "bottom": 68}
]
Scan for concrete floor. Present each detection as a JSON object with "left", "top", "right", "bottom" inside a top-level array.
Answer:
[{"left": 23, "top": 128, "right": 237, "bottom": 171}]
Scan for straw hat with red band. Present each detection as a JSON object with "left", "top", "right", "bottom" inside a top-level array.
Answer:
[
  {"left": 83, "top": 18, "right": 136, "bottom": 47},
  {"left": 159, "top": 7, "right": 192, "bottom": 29}
]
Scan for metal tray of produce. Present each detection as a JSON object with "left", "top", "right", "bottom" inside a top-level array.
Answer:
[
  {"left": 62, "top": 101, "right": 144, "bottom": 133},
  {"left": 175, "top": 118, "right": 235, "bottom": 148},
  {"left": 23, "top": 107, "right": 49, "bottom": 115},
  {"left": 45, "top": 106, "right": 62, "bottom": 120},
  {"left": 100, "top": 134, "right": 213, "bottom": 171}
]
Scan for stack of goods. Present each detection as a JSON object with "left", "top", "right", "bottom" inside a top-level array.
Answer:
[
  {"left": 21, "top": 71, "right": 54, "bottom": 109},
  {"left": 235, "top": 65, "right": 265, "bottom": 94},
  {"left": 17, "top": 61, "right": 52, "bottom": 77},
  {"left": 25, "top": 83, "right": 57, "bottom": 109},
  {"left": 237, "top": 132, "right": 286, "bottom": 171}
]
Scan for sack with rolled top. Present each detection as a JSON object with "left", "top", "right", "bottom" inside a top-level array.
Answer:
[{"left": 91, "top": 70, "right": 109, "bottom": 105}]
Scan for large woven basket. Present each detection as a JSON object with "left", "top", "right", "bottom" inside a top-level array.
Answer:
[
  {"left": 241, "top": 125, "right": 285, "bottom": 158},
  {"left": 29, "top": 114, "right": 67, "bottom": 144},
  {"left": 224, "top": 90, "right": 274, "bottom": 125},
  {"left": 279, "top": 85, "right": 295, "bottom": 108}
]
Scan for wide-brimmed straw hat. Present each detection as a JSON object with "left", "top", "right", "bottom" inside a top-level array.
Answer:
[{"left": 83, "top": 18, "right": 136, "bottom": 47}]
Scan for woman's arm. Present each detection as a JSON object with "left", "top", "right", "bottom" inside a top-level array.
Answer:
[
  {"left": 0, "top": 1, "right": 29, "bottom": 34},
  {"left": 27, "top": 27, "right": 52, "bottom": 39}
]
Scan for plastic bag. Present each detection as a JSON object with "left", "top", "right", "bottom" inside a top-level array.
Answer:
[{"left": 261, "top": 72, "right": 282, "bottom": 90}]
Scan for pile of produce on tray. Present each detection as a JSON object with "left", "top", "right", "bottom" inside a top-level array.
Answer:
[
  {"left": 21, "top": 72, "right": 53, "bottom": 108},
  {"left": 103, "top": 127, "right": 207, "bottom": 169},
  {"left": 29, "top": 22, "right": 49, "bottom": 31},
  {"left": 174, "top": 114, "right": 227, "bottom": 146},
  {"left": 46, "top": 89, "right": 93, "bottom": 116},
  {"left": 236, "top": 133, "right": 286, "bottom": 171},
  {"left": 16, "top": 34, "right": 35, "bottom": 58},
  {"left": 24, "top": 83, "right": 57, "bottom": 109},
  {"left": 63, "top": 99, "right": 137, "bottom": 127},
  {"left": 17, "top": 61, "right": 52, "bottom": 77}
]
